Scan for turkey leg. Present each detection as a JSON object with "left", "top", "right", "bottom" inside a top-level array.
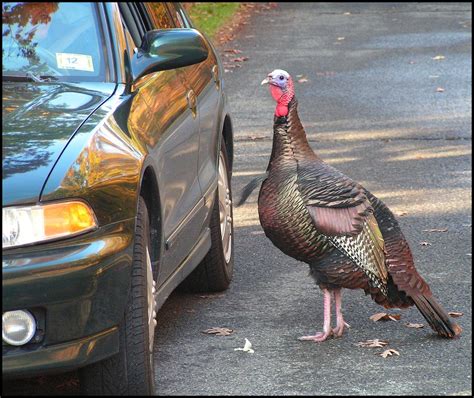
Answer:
[
  {"left": 299, "top": 288, "right": 333, "bottom": 342},
  {"left": 332, "top": 289, "right": 351, "bottom": 337}
]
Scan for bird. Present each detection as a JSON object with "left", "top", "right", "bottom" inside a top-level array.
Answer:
[{"left": 237, "top": 68, "right": 461, "bottom": 342}]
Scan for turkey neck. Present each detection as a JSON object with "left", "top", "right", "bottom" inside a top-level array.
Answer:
[{"left": 267, "top": 98, "right": 318, "bottom": 171}]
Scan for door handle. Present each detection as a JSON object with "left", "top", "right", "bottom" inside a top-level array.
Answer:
[
  {"left": 212, "top": 65, "right": 220, "bottom": 90},
  {"left": 186, "top": 90, "right": 197, "bottom": 118}
]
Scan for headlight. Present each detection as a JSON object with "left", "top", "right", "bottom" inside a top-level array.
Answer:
[{"left": 2, "top": 201, "right": 97, "bottom": 249}]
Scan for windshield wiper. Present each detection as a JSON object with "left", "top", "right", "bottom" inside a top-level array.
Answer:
[{"left": 2, "top": 72, "right": 58, "bottom": 83}]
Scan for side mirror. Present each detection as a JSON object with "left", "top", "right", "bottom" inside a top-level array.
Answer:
[{"left": 131, "top": 28, "right": 208, "bottom": 82}]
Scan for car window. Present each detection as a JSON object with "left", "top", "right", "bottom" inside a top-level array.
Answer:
[
  {"left": 118, "top": 3, "right": 143, "bottom": 48},
  {"left": 144, "top": 3, "right": 175, "bottom": 29},
  {"left": 2, "top": 2, "right": 107, "bottom": 82}
]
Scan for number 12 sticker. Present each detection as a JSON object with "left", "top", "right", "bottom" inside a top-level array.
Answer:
[{"left": 56, "top": 53, "right": 94, "bottom": 72}]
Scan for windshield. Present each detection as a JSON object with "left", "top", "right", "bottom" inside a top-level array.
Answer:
[{"left": 2, "top": 2, "right": 107, "bottom": 82}]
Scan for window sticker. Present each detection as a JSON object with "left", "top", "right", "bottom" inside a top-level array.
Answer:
[{"left": 56, "top": 53, "right": 94, "bottom": 72}]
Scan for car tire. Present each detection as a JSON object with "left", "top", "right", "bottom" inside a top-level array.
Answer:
[
  {"left": 79, "top": 196, "right": 156, "bottom": 395},
  {"left": 179, "top": 140, "right": 234, "bottom": 292}
]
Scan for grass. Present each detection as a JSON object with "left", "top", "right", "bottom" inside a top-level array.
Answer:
[{"left": 185, "top": 3, "right": 241, "bottom": 39}]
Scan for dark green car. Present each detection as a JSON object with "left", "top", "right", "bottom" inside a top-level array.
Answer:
[{"left": 2, "top": 2, "right": 234, "bottom": 394}]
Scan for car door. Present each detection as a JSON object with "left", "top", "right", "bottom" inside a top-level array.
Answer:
[
  {"left": 119, "top": 3, "right": 203, "bottom": 285},
  {"left": 166, "top": 3, "right": 222, "bottom": 198}
]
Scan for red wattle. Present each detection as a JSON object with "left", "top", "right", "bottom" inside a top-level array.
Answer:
[
  {"left": 269, "top": 84, "right": 283, "bottom": 102},
  {"left": 275, "top": 104, "right": 288, "bottom": 117}
]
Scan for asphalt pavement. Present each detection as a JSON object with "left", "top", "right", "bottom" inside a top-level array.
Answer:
[{"left": 3, "top": 2, "right": 471, "bottom": 396}]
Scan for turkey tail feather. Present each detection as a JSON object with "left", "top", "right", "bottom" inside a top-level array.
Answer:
[
  {"left": 411, "top": 294, "right": 462, "bottom": 338},
  {"left": 236, "top": 173, "right": 268, "bottom": 207}
]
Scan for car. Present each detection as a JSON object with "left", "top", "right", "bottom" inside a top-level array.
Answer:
[{"left": 2, "top": 2, "right": 234, "bottom": 394}]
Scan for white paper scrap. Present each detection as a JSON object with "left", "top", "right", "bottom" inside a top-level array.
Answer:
[{"left": 234, "top": 338, "right": 254, "bottom": 354}]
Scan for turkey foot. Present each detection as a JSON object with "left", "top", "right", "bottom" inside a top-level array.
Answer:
[{"left": 299, "top": 330, "right": 333, "bottom": 342}]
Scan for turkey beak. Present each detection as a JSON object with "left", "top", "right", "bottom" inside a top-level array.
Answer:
[{"left": 261, "top": 76, "right": 271, "bottom": 85}]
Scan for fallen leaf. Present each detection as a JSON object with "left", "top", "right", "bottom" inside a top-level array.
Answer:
[
  {"left": 397, "top": 211, "right": 408, "bottom": 217},
  {"left": 343, "top": 12, "right": 351, "bottom": 15},
  {"left": 436, "top": 87, "right": 445, "bottom": 92},
  {"left": 448, "top": 311, "right": 463, "bottom": 318},
  {"left": 234, "top": 338, "right": 255, "bottom": 353},
  {"left": 337, "top": 37, "right": 345, "bottom": 41},
  {"left": 202, "top": 327, "right": 234, "bottom": 336},
  {"left": 298, "top": 77, "right": 309, "bottom": 83},
  {"left": 224, "top": 49, "right": 242, "bottom": 54},
  {"left": 249, "top": 135, "right": 265, "bottom": 141},
  {"left": 405, "top": 322, "right": 424, "bottom": 328},
  {"left": 355, "top": 339, "right": 389, "bottom": 348},
  {"left": 378, "top": 348, "right": 400, "bottom": 358},
  {"left": 419, "top": 241, "right": 432, "bottom": 246},
  {"left": 370, "top": 312, "right": 401, "bottom": 322},
  {"left": 233, "top": 56, "right": 249, "bottom": 62},
  {"left": 432, "top": 55, "right": 445, "bottom": 60},
  {"left": 423, "top": 228, "right": 448, "bottom": 232}
]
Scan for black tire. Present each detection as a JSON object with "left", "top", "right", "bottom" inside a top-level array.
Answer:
[
  {"left": 179, "top": 140, "right": 234, "bottom": 292},
  {"left": 79, "top": 197, "right": 156, "bottom": 395}
]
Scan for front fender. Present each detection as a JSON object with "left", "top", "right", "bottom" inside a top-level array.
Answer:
[{"left": 40, "top": 92, "right": 146, "bottom": 227}]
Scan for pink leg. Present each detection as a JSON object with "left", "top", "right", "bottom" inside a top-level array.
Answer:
[
  {"left": 299, "top": 289, "right": 333, "bottom": 342},
  {"left": 332, "top": 289, "right": 350, "bottom": 337}
]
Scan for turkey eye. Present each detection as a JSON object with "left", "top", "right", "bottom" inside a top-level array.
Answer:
[{"left": 279, "top": 75, "right": 285, "bottom": 80}]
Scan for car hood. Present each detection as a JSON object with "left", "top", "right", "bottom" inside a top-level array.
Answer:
[{"left": 2, "top": 82, "right": 116, "bottom": 207}]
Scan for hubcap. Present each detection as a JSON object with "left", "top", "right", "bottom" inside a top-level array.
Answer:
[
  {"left": 218, "top": 151, "right": 232, "bottom": 263},
  {"left": 146, "top": 247, "right": 157, "bottom": 354}
]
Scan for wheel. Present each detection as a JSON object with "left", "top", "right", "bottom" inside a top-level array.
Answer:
[
  {"left": 79, "top": 196, "right": 157, "bottom": 395},
  {"left": 179, "top": 139, "right": 234, "bottom": 292}
]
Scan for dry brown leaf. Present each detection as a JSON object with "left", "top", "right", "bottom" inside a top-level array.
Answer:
[
  {"left": 397, "top": 211, "right": 408, "bottom": 217},
  {"left": 298, "top": 77, "right": 309, "bottom": 83},
  {"left": 405, "top": 322, "right": 424, "bottom": 329},
  {"left": 233, "top": 56, "right": 249, "bottom": 62},
  {"left": 202, "top": 327, "right": 234, "bottom": 336},
  {"left": 370, "top": 312, "right": 401, "bottom": 322},
  {"left": 224, "top": 49, "right": 242, "bottom": 54},
  {"left": 378, "top": 348, "right": 400, "bottom": 358},
  {"left": 419, "top": 241, "right": 432, "bottom": 246},
  {"left": 448, "top": 311, "right": 463, "bottom": 318},
  {"left": 356, "top": 339, "right": 389, "bottom": 348},
  {"left": 423, "top": 228, "right": 448, "bottom": 232},
  {"left": 432, "top": 55, "right": 445, "bottom": 60}
]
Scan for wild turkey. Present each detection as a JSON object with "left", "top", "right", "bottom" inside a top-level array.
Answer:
[{"left": 238, "top": 69, "right": 461, "bottom": 341}]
